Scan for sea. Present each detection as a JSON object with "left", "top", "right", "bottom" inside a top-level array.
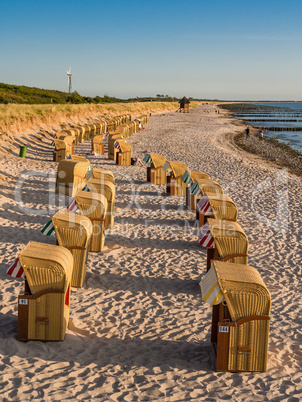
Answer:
[{"left": 229, "top": 102, "right": 302, "bottom": 154}]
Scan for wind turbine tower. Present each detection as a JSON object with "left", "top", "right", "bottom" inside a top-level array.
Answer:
[{"left": 66, "top": 68, "right": 73, "bottom": 94}]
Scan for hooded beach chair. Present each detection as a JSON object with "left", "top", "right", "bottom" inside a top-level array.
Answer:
[
  {"left": 73, "top": 126, "right": 85, "bottom": 143},
  {"left": 53, "top": 139, "right": 67, "bottom": 162},
  {"left": 52, "top": 210, "right": 92, "bottom": 288},
  {"left": 92, "top": 134, "right": 104, "bottom": 155},
  {"left": 17, "top": 241, "right": 73, "bottom": 341},
  {"left": 191, "top": 178, "right": 224, "bottom": 223},
  {"left": 144, "top": 153, "right": 167, "bottom": 185},
  {"left": 197, "top": 193, "right": 238, "bottom": 227},
  {"left": 181, "top": 170, "right": 211, "bottom": 210},
  {"left": 199, "top": 218, "right": 248, "bottom": 271},
  {"left": 116, "top": 141, "right": 131, "bottom": 165},
  {"left": 163, "top": 161, "right": 188, "bottom": 196},
  {"left": 92, "top": 168, "right": 115, "bottom": 184},
  {"left": 87, "top": 179, "right": 115, "bottom": 229},
  {"left": 55, "top": 159, "right": 91, "bottom": 197},
  {"left": 75, "top": 190, "right": 108, "bottom": 252},
  {"left": 200, "top": 260, "right": 271, "bottom": 372},
  {"left": 108, "top": 134, "right": 124, "bottom": 160}
]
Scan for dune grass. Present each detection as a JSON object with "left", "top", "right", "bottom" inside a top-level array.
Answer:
[{"left": 0, "top": 101, "right": 200, "bottom": 134}]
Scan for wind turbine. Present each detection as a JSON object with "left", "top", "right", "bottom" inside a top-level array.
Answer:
[{"left": 66, "top": 68, "right": 73, "bottom": 94}]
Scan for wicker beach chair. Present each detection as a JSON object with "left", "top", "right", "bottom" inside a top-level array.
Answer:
[
  {"left": 197, "top": 193, "right": 238, "bottom": 227},
  {"left": 92, "top": 134, "right": 104, "bottom": 155},
  {"left": 200, "top": 218, "right": 248, "bottom": 271},
  {"left": 87, "top": 179, "right": 115, "bottom": 229},
  {"left": 116, "top": 141, "right": 131, "bottom": 165},
  {"left": 182, "top": 170, "right": 211, "bottom": 210},
  {"left": 52, "top": 210, "right": 92, "bottom": 288},
  {"left": 92, "top": 168, "right": 115, "bottom": 184},
  {"left": 163, "top": 161, "right": 188, "bottom": 196},
  {"left": 108, "top": 135, "right": 124, "bottom": 160},
  {"left": 75, "top": 190, "right": 108, "bottom": 252},
  {"left": 17, "top": 241, "right": 73, "bottom": 341},
  {"left": 73, "top": 126, "right": 85, "bottom": 143},
  {"left": 144, "top": 153, "right": 167, "bottom": 185},
  {"left": 192, "top": 179, "right": 224, "bottom": 223},
  {"left": 55, "top": 159, "right": 91, "bottom": 197},
  {"left": 200, "top": 260, "right": 271, "bottom": 372},
  {"left": 53, "top": 139, "right": 67, "bottom": 162}
]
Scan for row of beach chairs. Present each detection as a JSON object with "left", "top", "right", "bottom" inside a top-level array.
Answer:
[
  {"left": 143, "top": 152, "right": 271, "bottom": 373},
  {"left": 8, "top": 112, "right": 150, "bottom": 342}
]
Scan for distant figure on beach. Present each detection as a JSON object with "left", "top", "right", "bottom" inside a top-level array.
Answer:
[
  {"left": 259, "top": 130, "right": 264, "bottom": 140},
  {"left": 245, "top": 127, "right": 250, "bottom": 139}
]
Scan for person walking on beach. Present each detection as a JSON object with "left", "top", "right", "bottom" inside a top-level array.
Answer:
[
  {"left": 245, "top": 126, "right": 250, "bottom": 139},
  {"left": 259, "top": 130, "right": 264, "bottom": 140}
]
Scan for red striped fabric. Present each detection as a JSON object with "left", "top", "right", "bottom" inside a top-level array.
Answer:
[
  {"left": 200, "top": 200, "right": 212, "bottom": 214},
  {"left": 67, "top": 198, "right": 78, "bottom": 212},
  {"left": 197, "top": 195, "right": 209, "bottom": 211},
  {"left": 114, "top": 141, "right": 120, "bottom": 149},
  {"left": 6, "top": 257, "right": 24, "bottom": 278},
  {"left": 198, "top": 222, "right": 215, "bottom": 248}
]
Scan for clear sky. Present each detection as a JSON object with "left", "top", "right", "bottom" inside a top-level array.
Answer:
[{"left": 1, "top": 0, "right": 302, "bottom": 100}]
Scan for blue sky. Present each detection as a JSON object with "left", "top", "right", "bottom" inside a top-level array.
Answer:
[{"left": 1, "top": 0, "right": 302, "bottom": 100}]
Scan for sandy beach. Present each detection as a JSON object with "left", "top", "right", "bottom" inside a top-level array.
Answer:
[{"left": 0, "top": 104, "right": 301, "bottom": 401}]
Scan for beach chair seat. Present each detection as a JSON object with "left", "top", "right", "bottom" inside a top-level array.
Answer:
[
  {"left": 55, "top": 159, "right": 91, "bottom": 197},
  {"left": 52, "top": 211, "right": 92, "bottom": 287},
  {"left": 75, "top": 190, "right": 107, "bottom": 252},
  {"left": 200, "top": 260, "right": 271, "bottom": 372},
  {"left": 63, "top": 135, "right": 75, "bottom": 157},
  {"left": 87, "top": 179, "right": 115, "bottom": 229},
  {"left": 17, "top": 241, "right": 73, "bottom": 341}
]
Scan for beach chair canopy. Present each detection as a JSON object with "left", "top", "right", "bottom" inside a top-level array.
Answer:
[
  {"left": 19, "top": 241, "right": 73, "bottom": 295},
  {"left": 197, "top": 193, "right": 238, "bottom": 221},
  {"left": 75, "top": 190, "right": 108, "bottom": 219},
  {"left": 181, "top": 170, "right": 210, "bottom": 184},
  {"left": 190, "top": 178, "right": 223, "bottom": 196},
  {"left": 163, "top": 161, "right": 188, "bottom": 179},
  {"left": 70, "top": 155, "right": 90, "bottom": 163},
  {"left": 92, "top": 168, "right": 115, "bottom": 184},
  {"left": 118, "top": 141, "right": 131, "bottom": 153},
  {"left": 200, "top": 260, "right": 271, "bottom": 319},
  {"left": 53, "top": 139, "right": 66, "bottom": 151},
  {"left": 93, "top": 134, "right": 103, "bottom": 145},
  {"left": 143, "top": 153, "right": 167, "bottom": 169},
  {"left": 52, "top": 210, "right": 92, "bottom": 246}
]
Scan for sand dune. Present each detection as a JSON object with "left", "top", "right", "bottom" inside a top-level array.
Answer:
[{"left": 0, "top": 105, "right": 301, "bottom": 400}]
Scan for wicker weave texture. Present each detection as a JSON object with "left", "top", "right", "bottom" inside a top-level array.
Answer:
[
  {"left": 92, "top": 168, "right": 115, "bottom": 184},
  {"left": 87, "top": 179, "right": 115, "bottom": 229},
  {"left": 55, "top": 160, "right": 90, "bottom": 197},
  {"left": 75, "top": 191, "right": 107, "bottom": 252},
  {"left": 52, "top": 211, "right": 92, "bottom": 287}
]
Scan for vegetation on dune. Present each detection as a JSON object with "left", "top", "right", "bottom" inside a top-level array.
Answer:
[{"left": 0, "top": 101, "right": 199, "bottom": 134}]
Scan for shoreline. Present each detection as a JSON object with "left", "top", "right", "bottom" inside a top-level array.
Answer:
[{"left": 218, "top": 107, "right": 302, "bottom": 177}]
